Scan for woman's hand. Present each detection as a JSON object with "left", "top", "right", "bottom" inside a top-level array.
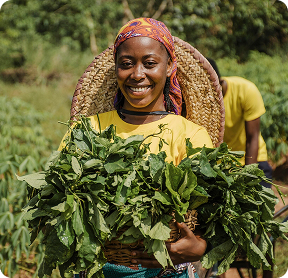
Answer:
[
  {"left": 166, "top": 222, "right": 207, "bottom": 265},
  {"left": 130, "top": 222, "right": 207, "bottom": 268}
]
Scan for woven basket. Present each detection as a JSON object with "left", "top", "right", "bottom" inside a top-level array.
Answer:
[
  {"left": 70, "top": 37, "right": 225, "bottom": 147},
  {"left": 103, "top": 210, "right": 198, "bottom": 266}
]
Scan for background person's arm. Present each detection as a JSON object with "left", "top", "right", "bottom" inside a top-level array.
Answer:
[{"left": 245, "top": 117, "right": 260, "bottom": 165}]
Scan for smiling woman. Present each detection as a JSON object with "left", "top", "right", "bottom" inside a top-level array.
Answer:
[
  {"left": 115, "top": 37, "right": 172, "bottom": 116},
  {"left": 67, "top": 17, "right": 225, "bottom": 278}
]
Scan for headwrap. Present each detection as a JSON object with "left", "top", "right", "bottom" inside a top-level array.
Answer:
[{"left": 113, "top": 17, "right": 182, "bottom": 115}]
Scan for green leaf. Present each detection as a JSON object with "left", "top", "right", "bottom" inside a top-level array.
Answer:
[
  {"left": 245, "top": 238, "right": 271, "bottom": 270},
  {"left": 22, "top": 208, "right": 47, "bottom": 221},
  {"left": 199, "top": 149, "right": 217, "bottom": 178},
  {"left": 201, "top": 239, "right": 234, "bottom": 269},
  {"left": 165, "top": 162, "right": 184, "bottom": 192},
  {"left": 72, "top": 156, "right": 82, "bottom": 176},
  {"left": 179, "top": 169, "right": 197, "bottom": 200},
  {"left": 148, "top": 152, "right": 166, "bottom": 183},
  {"left": 261, "top": 203, "right": 274, "bottom": 221},
  {"left": 132, "top": 214, "right": 141, "bottom": 227},
  {"left": 105, "top": 210, "right": 119, "bottom": 228},
  {"left": 140, "top": 216, "right": 152, "bottom": 235},
  {"left": 149, "top": 221, "right": 171, "bottom": 240},
  {"left": 42, "top": 229, "right": 75, "bottom": 273},
  {"left": 189, "top": 186, "right": 209, "bottom": 209},
  {"left": 51, "top": 201, "right": 66, "bottom": 212},
  {"left": 83, "top": 158, "right": 103, "bottom": 169},
  {"left": 118, "top": 226, "right": 142, "bottom": 243},
  {"left": 258, "top": 230, "right": 273, "bottom": 259},
  {"left": 56, "top": 220, "right": 75, "bottom": 247},
  {"left": 123, "top": 135, "right": 144, "bottom": 146},
  {"left": 214, "top": 167, "right": 234, "bottom": 186},
  {"left": 87, "top": 195, "right": 110, "bottom": 235},
  {"left": 16, "top": 172, "right": 46, "bottom": 188},
  {"left": 72, "top": 203, "right": 85, "bottom": 237},
  {"left": 45, "top": 151, "right": 61, "bottom": 170},
  {"left": 66, "top": 194, "right": 74, "bottom": 208},
  {"left": 185, "top": 138, "right": 201, "bottom": 157},
  {"left": 151, "top": 240, "right": 172, "bottom": 268},
  {"left": 77, "top": 214, "right": 102, "bottom": 264},
  {"left": 124, "top": 170, "right": 136, "bottom": 187},
  {"left": 104, "top": 156, "right": 129, "bottom": 173},
  {"left": 217, "top": 244, "right": 238, "bottom": 274},
  {"left": 153, "top": 191, "right": 172, "bottom": 205},
  {"left": 115, "top": 180, "right": 130, "bottom": 205}
]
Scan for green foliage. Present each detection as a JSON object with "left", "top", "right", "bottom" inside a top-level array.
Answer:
[
  {"left": 216, "top": 52, "right": 288, "bottom": 163},
  {"left": 19, "top": 116, "right": 288, "bottom": 277},
  {"left": 0, "top": 0, "right": 288, "bottom": 71},
  {"left": 0, "top": 0, "right": 123, "bottom": 73},
  {"left": 164, "top": 0, "right": 288, "bottom": 60},
  {"left": 0, "top": 96, "right": 53, "bottom": 277},
  {"left": 261, "top": 89, "right": 288, "bottom": 162}
]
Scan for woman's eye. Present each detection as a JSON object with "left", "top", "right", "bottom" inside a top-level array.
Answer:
[
  {"left": 121, "top": 61, "right": 133, "bottom": 68},
  {"left": 145, "top": 61, "right": 157, "bottom": 67}
]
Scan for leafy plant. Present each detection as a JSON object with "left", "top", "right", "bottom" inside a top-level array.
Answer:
[
  {"left": 0, "top": 96, "right": 53, "bottom": 277},
  {"left": 261, "top": 88, "right": 288, "bottom": 163},
  {"left": 19, "top": 115, "right": 288, "bottom": 277}
]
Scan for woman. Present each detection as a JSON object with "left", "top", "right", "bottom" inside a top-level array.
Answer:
[{"left": 70, "top": 17, "right": 218, "bottom": 278}]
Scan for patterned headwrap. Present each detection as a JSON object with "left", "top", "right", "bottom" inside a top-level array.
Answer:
[{"left": 113, "top": 17, "right": 182, "bottom": 115}]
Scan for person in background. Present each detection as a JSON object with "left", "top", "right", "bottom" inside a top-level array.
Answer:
[
  {"left": 207, "top": 58, "right": 273, "bottom": 189},
  {"left": 207, "top": 58, "right": 273, "bottom": 278}
]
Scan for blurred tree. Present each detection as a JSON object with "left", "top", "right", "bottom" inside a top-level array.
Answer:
[
  {"left": 163, "top": 0, "right": 288, "bottom": 60},
  {"left": 0, "top": 0, "right": 287, "bottom": 70}
]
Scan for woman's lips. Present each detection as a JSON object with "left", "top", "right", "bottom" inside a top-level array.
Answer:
[{"left": 126, "top": 86, "right": 152, "bottom": 95}]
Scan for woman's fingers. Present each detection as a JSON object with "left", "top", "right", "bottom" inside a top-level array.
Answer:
[
  {"left": 166, "top": 222, "right": 194, "bottom": 252},
  {"left": 131, "top": 258, "right": 162, "bottom": 268},
  {"left": 130, "top": 250, "right": 162, "bottom": 268},
  {"left": 176, "top": 221, "right": 194, "bottom": 238},
  {"left": 166, "top": 223, "right": 207, "bottom": 264}
]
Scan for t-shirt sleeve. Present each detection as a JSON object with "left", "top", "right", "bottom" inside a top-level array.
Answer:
[
  {"left": 57, "top": 129, "right": 71, "bottom": 151},
  {"left": 57, "top": 116, "right": 98, "bottom": 151},
  {"left": 242, "top": 82, "right": 266, "bottom": 121},
  {"left": 189, "top": 127, "right": 214, "bottom": 148},
  {"left": 57, "top": 121, "right": 79, "bottom": 151}
]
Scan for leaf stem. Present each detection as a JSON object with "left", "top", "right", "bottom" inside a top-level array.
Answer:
[
  {"left": 135, "top": 124, "right": 169, "bottom": 158},
  {"left": 80, "top": 115, "right": 94, "bottom": 153}
]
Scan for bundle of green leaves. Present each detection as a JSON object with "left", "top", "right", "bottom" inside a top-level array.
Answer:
[{"left": 18, "top": 116, "right": 288, "bottom": 277}]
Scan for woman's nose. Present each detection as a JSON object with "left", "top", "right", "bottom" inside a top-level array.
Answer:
[{"left": 131, "top": 64, "right": 145, "bottom": 80}]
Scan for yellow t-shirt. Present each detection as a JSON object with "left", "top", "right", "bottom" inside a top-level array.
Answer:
[
  {"left": 222, "top": 76, "right": 268, "bottom": 164},
  {"left": 58, "top": 110, "right": 213, "bottom": 166}
]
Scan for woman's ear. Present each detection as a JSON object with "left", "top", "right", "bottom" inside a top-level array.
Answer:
[
  {"left": 220, "top": 78, "right": 227, "bottom": 97},
  {"left": 166, "top": 58, "right": 173, "bottom": 77}
]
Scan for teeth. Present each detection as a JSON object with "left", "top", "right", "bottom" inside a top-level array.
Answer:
[{"left": 129, "top": 87, "right": 149, "bottom": 92}]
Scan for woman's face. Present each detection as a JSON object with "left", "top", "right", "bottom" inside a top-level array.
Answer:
[{"left": 115, "top": 37, "right": 173, "bottom": 111}]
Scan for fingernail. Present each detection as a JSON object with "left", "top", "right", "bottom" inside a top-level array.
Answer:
[
  {"left": 131, "top": 252, "right": 136, "bottom": 256},
  {"left": 131, "top": 259, "right": 137, "bottom": 264}
]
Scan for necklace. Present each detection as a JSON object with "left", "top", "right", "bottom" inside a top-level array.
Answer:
[{"left": 118, "top": 109, "right": 171, "bottom": 116}]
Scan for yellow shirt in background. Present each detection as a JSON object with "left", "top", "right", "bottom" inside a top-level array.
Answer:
[
  {"left": 222, "top": 76, "right": 268, "bottom": 164},
  {"left": 59, "top": 110, "right": 213, "bottom": 166}
]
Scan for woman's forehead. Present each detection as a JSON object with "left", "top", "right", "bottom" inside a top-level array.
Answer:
[{"left": 116, "top": 37, "right": 168, "bottom": 57}]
